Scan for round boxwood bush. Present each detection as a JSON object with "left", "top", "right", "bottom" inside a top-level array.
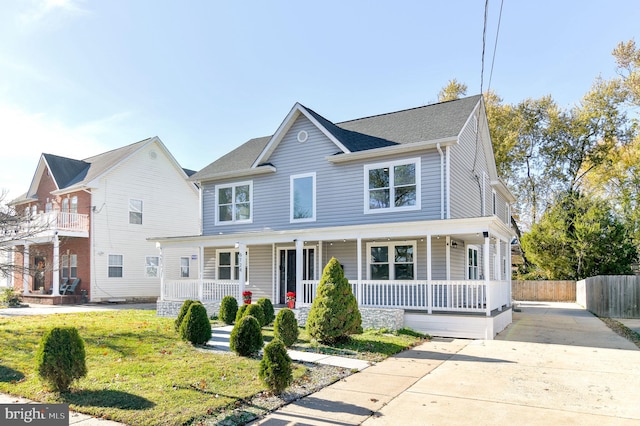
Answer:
[
  {"left": 259, "top": 339, "right": 292, "bottom": 394},
  {"left": 306, "top": 257, "right": 362, "bottom": 344},
  {"left": 274, "top": 308, "right": 299, "bottom": 347},
  {"left": 219, "top": 296, "right": 239, "bottom": 325},
  {"left": 256, "top": 298, "right": 275, "bottom": 326},
  {"left": 175, "top": 299, "right": 197, "bottom": 331},
  {"left": 244, "top": 303, "right": 266, "bottom": 328},
  {"left": 179, "top": 302, "right": 212, "bottom": 345},
  {"left": 235, "top": 303, "right": 248, "bottom": 323},
  {"left": 36, "top": 326, "right": 87, "bottom": 392},
  {"left": 229, "top": 315, "right": 263, "bottom": 356}
]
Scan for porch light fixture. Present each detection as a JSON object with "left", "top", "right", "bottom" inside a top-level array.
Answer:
[
  {"left": 483, "top": 231, "right": 489, "bottom": 238},
  {"left": 451, "top": 241, "right": 458, "bottom": 249}
]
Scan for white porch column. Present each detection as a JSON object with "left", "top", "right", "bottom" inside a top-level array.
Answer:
[
  {"left": 23, "top": 244, "right": 30, "bottom": 295},
  {"left": 237, "top": 242, "right": 247, "bottom": 301},
  {"left": 495, "top": 239, "right": 501, "bottom": 281},
  {"left": 52, "top": 233, "right": 60, "bottom": 295},
  {"left": 295, "top": 239, "right": 303, "bottom": 308},
  {"left": 156, "top": 243, "right": 164, "bottom": 301},
  {"left": 484, "top": 233, "right": 491, "bottom": 316},
  {"left": 445, "top": 236, "right": 451, "bottom": 280},
  {"left": 356, "top": 237, "right": 362, "bottom": 303},
  {"left": 426, "top": 233, "right": 432, "bottom": 314},
  {"left": 318, "top": 241, "right": 323, "bottom": 277}
]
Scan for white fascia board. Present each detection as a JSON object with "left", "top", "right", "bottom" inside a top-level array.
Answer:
[
  {"left": 326, "top": 137, "right": 458, "bottom": 164},
  {"left": 490, "top": 179, "right": 517, "bottom": 203},
  {"left": 193, "top": 165, "right": 276, "bottom": 184}
]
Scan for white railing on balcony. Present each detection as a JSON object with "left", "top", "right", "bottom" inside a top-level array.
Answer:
[{"left": 21, "top": 212, "right": 89, "bottom": 234}]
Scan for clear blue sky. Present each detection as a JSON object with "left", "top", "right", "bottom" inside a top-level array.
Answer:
[{"left": 1, "top": 0, "right": 638, "bottom": 200}]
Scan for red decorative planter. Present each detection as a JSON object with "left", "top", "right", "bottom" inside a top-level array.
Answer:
[{"left": 287, "top": 300, "right": 295, "bottom": 309}]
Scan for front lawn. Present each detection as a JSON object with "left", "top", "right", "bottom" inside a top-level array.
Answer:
[{"left": 0, "top": 310, "right": 426, "bottom": 425}]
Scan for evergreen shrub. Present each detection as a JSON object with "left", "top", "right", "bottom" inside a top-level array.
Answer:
[
  {"left": 256, "top": 297, "right": 275, "bottom": 326},
  {"left": 36, "top": 327, "right": 87, "bottom": 392},
  {"left": 219, "top": 296, "right": 239, "bottom": 325},
  {"left": 274, "top": 308, "right": 299, "bottom": 347},
  {"left": 175, "top": 299, "right": 197, "bottom": 331},
  {"left": 179, "top": 302, "right": 212, "bottom": 345},
  {"left": 259, "top": 339, "right": 292, "bottom": 394},
  {"left": 306, "top": 257, "right": 362, "bottom": 344},
  {"left": 235, "top": 304, "right": 248, "bottom": 323},
  {"left": 229, "top": 315, "right": 263, "bottom": 356}
]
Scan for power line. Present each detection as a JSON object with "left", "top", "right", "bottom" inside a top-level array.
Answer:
[
  {"left": 487, "top": 0, "right": 504, "bottom": 93},
  {"left": 480, "top": 0, "right": 489, "bottom": 94}
]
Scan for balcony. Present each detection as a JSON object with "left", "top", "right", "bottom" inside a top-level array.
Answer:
[{"left": 1, "top": 211, "right": 89, "bottom": 242}]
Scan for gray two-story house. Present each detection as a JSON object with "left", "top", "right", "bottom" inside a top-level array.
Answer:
[{"left": 154, "top": 95, "right": 515, "bottom": 339}]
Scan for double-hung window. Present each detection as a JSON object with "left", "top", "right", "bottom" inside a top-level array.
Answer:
[
  {"left": 180, "top": 257, "right": 190, "bottom": 278},
  {"left": 61, "top": 254, "right": 77, "bottom": 278},
  {"left": 367, "top": 241, "right": 416, "bottom": 280},
  {"left": 145, "top": 256, "right": 159, "bottom": 278},
  {"left": 108, "top": 254, "right": 123, "bottom": 278},
  {"left": 365, "top": 158, "right": 420, "bottom": 213},
  {"left": 217, "top": 250, "right": 248, "bottom": 280},
  {"left": 467, "top": 246, "right": 479, "bottom": 280},
  {"left": 216, "top": 181, "right": 252, "bottom": 224},
  {"left": 290, "top": 173, "right": 316, "bottom": 222},
  {"left": 129, "top": 199, "right": 143, "bottom": 224}
]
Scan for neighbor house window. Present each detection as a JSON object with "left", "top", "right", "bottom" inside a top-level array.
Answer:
[
  {"left": 217, "top": 250, "right": 247, "bottom": 280},
  {"left": 129, "top": 199, "right": 143, "bottom": 224},
  {"left": 290, "top": 173, "right": 316, "bottom": 222},
  {"left": 146, "top": 256, "right": 159, "bottom": 278},
  {"left": 180, "top": 257, "right": 190, "bottom": 278},
  {"left": 367, "top": 241, "right": 416, "bottom": 280},
  {"left": 61, "top": 254, "right": 77, "bottom": 278},
  {"left": 364, "top": 158, "right": 420, "bottom": 213},
  {"left": 467, "top": 246, "right": 479, "bottom": 280},
  {"left": 215, "top": 181, "right": 252, "bottom": 224},
  {"left": 70, "top": 196, "right": 78, "bottom": 214},
  {"left": 108, "top": 254, "right": 123, "bottom": 278}
]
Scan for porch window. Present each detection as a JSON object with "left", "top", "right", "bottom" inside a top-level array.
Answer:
[
  {"left": 364, "top": 158, "right": 420, "bottom": 213},
  {"left": 367, "top": 241, "right": 415, "bottom": 280},
  {"left": 180, "top": 257, "right": 190, "bottom": 278},
  {"left": 217, "top": 250, "right": 247, "bottom": 280},
  {"left": 467, "top": 246, "right": 479, "bottom": 279},
  {"left": 129, "top": 199, "right": 143, "bottom": 224},
  {"left": 146, "top": 256, "right": 159, "bottom": 278},
  {"left": 290, "top": 173, "right": 316, "bottom": 222},
  {"left": 216, "top": 181, "right": 252, "bottom": 224},
  {"left": 61, "top": 254, "right": 77, "bottom": 278},
  {"left": 108, "top": 254, "right": 123, "bottom": 278}
]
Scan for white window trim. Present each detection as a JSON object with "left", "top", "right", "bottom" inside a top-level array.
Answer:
[
  {"left": 466, "top": 245, "right": 480, "bottom": 280},
  {"left": 145, "top": 256, "right": 159, "bottom": 278},
  {"left": 180, "top": 256, "right": 190, "bottom": 278},
  {"left": 364, "top": 157, "right": 421, "bottom": 214},
  {"left": 108, "top": 254, "right": 124, "bottom": 278},
  {"left": 215, "top": 249, "right": 248, "bottom": 280},
  {"left": 290, "top": 172, "right": 316, "bottom": 223},
  {"left": 505, "top": 202, "right": 511, "bottom": 224},
  {"left": 129, "top": 198, "right": 143, "bottom": 225},
  {"left": 214, "top": 181, "right": 253, "bottom": 225},
  {"left": 365, "top": 240, "right": 417, "bottom": 280},
  {"left": 492, "top": 190, "right": 497, "bottom": 216}
]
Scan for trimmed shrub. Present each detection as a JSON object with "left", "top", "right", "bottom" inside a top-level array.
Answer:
[
  {"left": 36, "top": 327, "right": 87, "bottom": 392},
  {"left": 229, "top": 315, "right": 263, "bottom": 356},
  {"left": 219, "top": 296, "right": 239, "bottom": 325},
  {"left": 179, "top": 303, "right": 212, "bottom": 345},
  {"left": 306, "top": 257, "right": 362, "bottom": 344},
  {"left": 244, "top": 304, "right": 265, "bottom": 328},
  {"left": 175, "top": 299, "right": 197, "bottom": 331},
  {"left": 274, "top": 308, "right": 299, "bottom": 347},
  {"left": 259, "top": 339, "right": 292, "bottom": 394},
  {"left": 0, "top": 287, "right": 21, "bottom": 307},
  {"left": 235, "top": 304, "right": 248, "bottom": 323},
  {"left": 256, "top": 298, "right": 275, "bottom": 326}
]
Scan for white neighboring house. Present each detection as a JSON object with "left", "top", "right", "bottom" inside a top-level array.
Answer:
[
  {"left": 2, "top": 137, "right": 199, "bottom": 303},
  {"left": 153, "top": 96, "right": 516, "bottom": 339}
]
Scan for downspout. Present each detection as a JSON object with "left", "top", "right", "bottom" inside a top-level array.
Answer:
[{"left": 437, "top": 143, "right": 444, "bottom": 220}]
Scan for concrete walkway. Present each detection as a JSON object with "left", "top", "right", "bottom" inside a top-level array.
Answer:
[{"left": 252, "top": 302, "right": 640, "bottom": 425}]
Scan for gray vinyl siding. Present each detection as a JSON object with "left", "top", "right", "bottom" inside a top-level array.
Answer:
[
  {"left": 202, "top": 115, "right": 444, "bottom": 235},
  {"left": 450, "top": 239, "right": 466, "bottom": 280},
  {"left": 449, "top": 111, "right": 489, "bottom": 219},
  {"left": 245, "top": 244, "right": 272, "bottom": 300},
  {"left": 325, "top": 241, "right": 358, "bottom": 281},
  {"left": 430, "top": 238, "right": 446, "bottom": 280}
]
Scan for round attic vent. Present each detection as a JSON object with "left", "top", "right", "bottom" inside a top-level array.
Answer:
[
  {"left": 149, "top": 151, "right": 158, "bottom": 159},
  {"left": 297, "top": 130, "right": 308, "bottom": 143}
]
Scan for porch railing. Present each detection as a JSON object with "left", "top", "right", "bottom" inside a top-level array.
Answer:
[{"left": 163, "top": 279, "right": 240, "bottom": 302}]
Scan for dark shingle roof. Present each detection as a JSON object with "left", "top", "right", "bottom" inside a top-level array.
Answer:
[
  {"left": 190, "top": 136, "right": 271, "bottom": 181},
  {"left": 43, "top": 154, "right": 90, "bottom": 188}
]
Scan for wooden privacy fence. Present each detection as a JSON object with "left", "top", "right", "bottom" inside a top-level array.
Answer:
[
  {"left": 577, "top": 275, "right": 640, "bottom": 318},
  {"left": 512, "top": 280, "right": 576, "bottom": 302}
]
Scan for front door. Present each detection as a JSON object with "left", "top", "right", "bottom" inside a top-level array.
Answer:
[{"left": 278, "top": 248, "right": 315, "bottom": 304}]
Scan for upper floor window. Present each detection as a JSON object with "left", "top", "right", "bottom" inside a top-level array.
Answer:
[
  {"left": 216, "top": 181, "right": 252, "bottom": 224},
  {"left": 364, "top": 158, "right": 420, "bottom": 213},
  {"left": 492, "top": 190, "right": 497, "bottom": 216},
  {"left": 290, "top": 173, "right": 316, "bottom": 222},
  {"left": 367, "top": 241, "right": 416, "bottom": 280},
  {"left": 145, "top": 256, "right": 159, "bottom": 278},
  {"left": 505, "top": 202, "right": 511, "bottom": 224},
  {"left": 45, "top": 199, "right": 52, "bottom": 213},
  {"left": 129, "top": 199, "right": 143, "bottom": 225},
  {"left": 70, "top": 196, "right": 78, "bottom": 214}
]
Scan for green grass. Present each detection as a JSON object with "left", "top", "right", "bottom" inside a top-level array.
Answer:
[{"left": 0, "top": 310, "right": 427, "bottom": 425}]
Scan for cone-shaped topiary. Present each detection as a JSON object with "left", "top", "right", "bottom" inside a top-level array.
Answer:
[
  {"left": 259, "top": 339, "right": 292, "bottom": 394},
  {"left": 274, "top": 308, "right": 299, "bottom": 347},
  {"left": 219, "top": 296, "right": 239, "bottom": 325},
  {"left": 306, "top": 257, "right": 362, "bottom": 344},
  {"left": 175, "top": 299, "right": 197, "bottom": 331},
  {"left": 229, "top": 315, "right": 263, "bottom": 356},
  {"left": 36, "top": 326, "right": 87, "bottom": 392},
  {"left": 179, "top": 302, "right": 212, "bottom": 345},
  {"left": 235, "top": 303, "right": 248, "bottom": 323},
  {"left": 243, "top": 303, "right": 265, "bottom": 328},
  {"left": 256, "top": 297, "right": 275, "bottom": 326}
]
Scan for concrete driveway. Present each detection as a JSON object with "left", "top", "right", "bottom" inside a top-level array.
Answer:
[{"left": 255, "top": 302, "right": 640, "bottom": 425}]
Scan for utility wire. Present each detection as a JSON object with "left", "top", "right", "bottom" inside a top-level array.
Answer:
[{"left": 487, "top": 0, "right": 504, "bottom": 93}]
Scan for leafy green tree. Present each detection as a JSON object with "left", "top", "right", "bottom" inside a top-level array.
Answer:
[
  {"left": 306, "top": 257, "right": 362, "bottom": 344},
  {"left": 438, "top": 79, "right": 467, "bottom": 102},
  {"left": 521, "top": 191, "right": 637, "bottom": 280}
]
